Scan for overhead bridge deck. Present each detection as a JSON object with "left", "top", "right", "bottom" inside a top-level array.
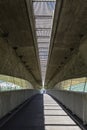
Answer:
[{"left": 0, "top": 94, "right": 85, "bottom": 130}]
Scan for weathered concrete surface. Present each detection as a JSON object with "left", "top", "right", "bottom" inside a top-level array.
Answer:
[
  {"left": 0, "top": 38, "right": 40, "bottom": 88},
  {"left": 0, "top": 0, "right": 87, "bottom": 88},
  {"left": 46, "top": 0, "right": 87, "bottom": 88},
  {"left": 47, "top": 90, "right": 87, "bottom": 124},
  {"left": 0, "top": 0, "right": 41, "bottom": 88},
  {"left": 0, "top": 89, "right": 39, "bottom": 119},
  {"left": 47, "top": 40, "right": 87, "bottom": 88}
]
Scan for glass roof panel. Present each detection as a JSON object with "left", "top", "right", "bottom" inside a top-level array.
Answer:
[
  {"left": 35, "top": 19, "right": 52, "bottom": 28},
  {"left": 39, "top": 48, "right": 49, "bottom": 51},
  {"left": 33, "top": 1, "right": 55, "bottom": 16},
  {"left": 36, "top": 29, "right": 51, "bottom": 37},
  {"left": 37, "top": 37, "right": 50, "bottom": 43},
  {"left": 38, "top": 43, "right": 49, "bottom": 48}
]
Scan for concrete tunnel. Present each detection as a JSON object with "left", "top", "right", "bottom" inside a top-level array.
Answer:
[{"left": 0, "top": 0, "right": 87, "bottom": 129}]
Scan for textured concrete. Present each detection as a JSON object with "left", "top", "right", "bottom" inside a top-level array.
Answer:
[
  {"left": 0, "top": 0, "right": 87, "bottom": 88},
  {"left": 0, "top": 0, "right": 41, "bottom": 88},
  {"left": 46, "top": 0, "right": 87, "bottom": 88},
  {"left": 0, "top": 89, "right": 39, "bottom": 119}
]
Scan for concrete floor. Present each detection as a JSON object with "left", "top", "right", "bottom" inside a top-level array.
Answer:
[
  {"left": 0, "top": 94, "right": 82, "bottom": 130},
  {"left": 44, "top": 94, "right": 81, "bottom": 130}
]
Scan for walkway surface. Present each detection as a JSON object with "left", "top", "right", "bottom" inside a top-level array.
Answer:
[{"left": 0, "top": 94, "right": 82, "bottom": 130}]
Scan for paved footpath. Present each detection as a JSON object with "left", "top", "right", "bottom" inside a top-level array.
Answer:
[
  {"left": 0, "top": 94, "right": 82, "bottom": 130},
  {"left": 44, "top": 94, "right": 81, "bottom": 130}
]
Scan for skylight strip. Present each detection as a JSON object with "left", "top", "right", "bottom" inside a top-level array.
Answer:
[{"left": 33, "top": 1, "right": 56, "bottom": 85}]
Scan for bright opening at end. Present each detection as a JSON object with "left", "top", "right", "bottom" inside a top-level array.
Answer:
[
  {"left": 42, "top": 80, "right": 45, "bottom": 87},
  {"left": 32, "top": 0, "right": 56, "bottom": 86}
]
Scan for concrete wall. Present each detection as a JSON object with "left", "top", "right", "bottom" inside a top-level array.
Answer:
[
  {"left": 0, "top": 89, "right": 39, "bottom": 119},
  {"left": 47, "top": 90, "right": 87, "bottom": 124}
]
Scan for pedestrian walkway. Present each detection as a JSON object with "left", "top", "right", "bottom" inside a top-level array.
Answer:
[
  {"left": 0, "top": 94, "right": 82, "bottom": 130},
  {"left": 44, "top": 94, "right": 81, "bottom": 130}
]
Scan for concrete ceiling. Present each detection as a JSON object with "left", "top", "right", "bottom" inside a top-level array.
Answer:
[
  {"left": 0, "top": 0, "right": 87, "bottom": 89},
  {"left": 0, "top": 0, "right": 41, "bottom": 87},
  {"left": 45, "top": 0, "right": 87, "bottom": 88}
]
